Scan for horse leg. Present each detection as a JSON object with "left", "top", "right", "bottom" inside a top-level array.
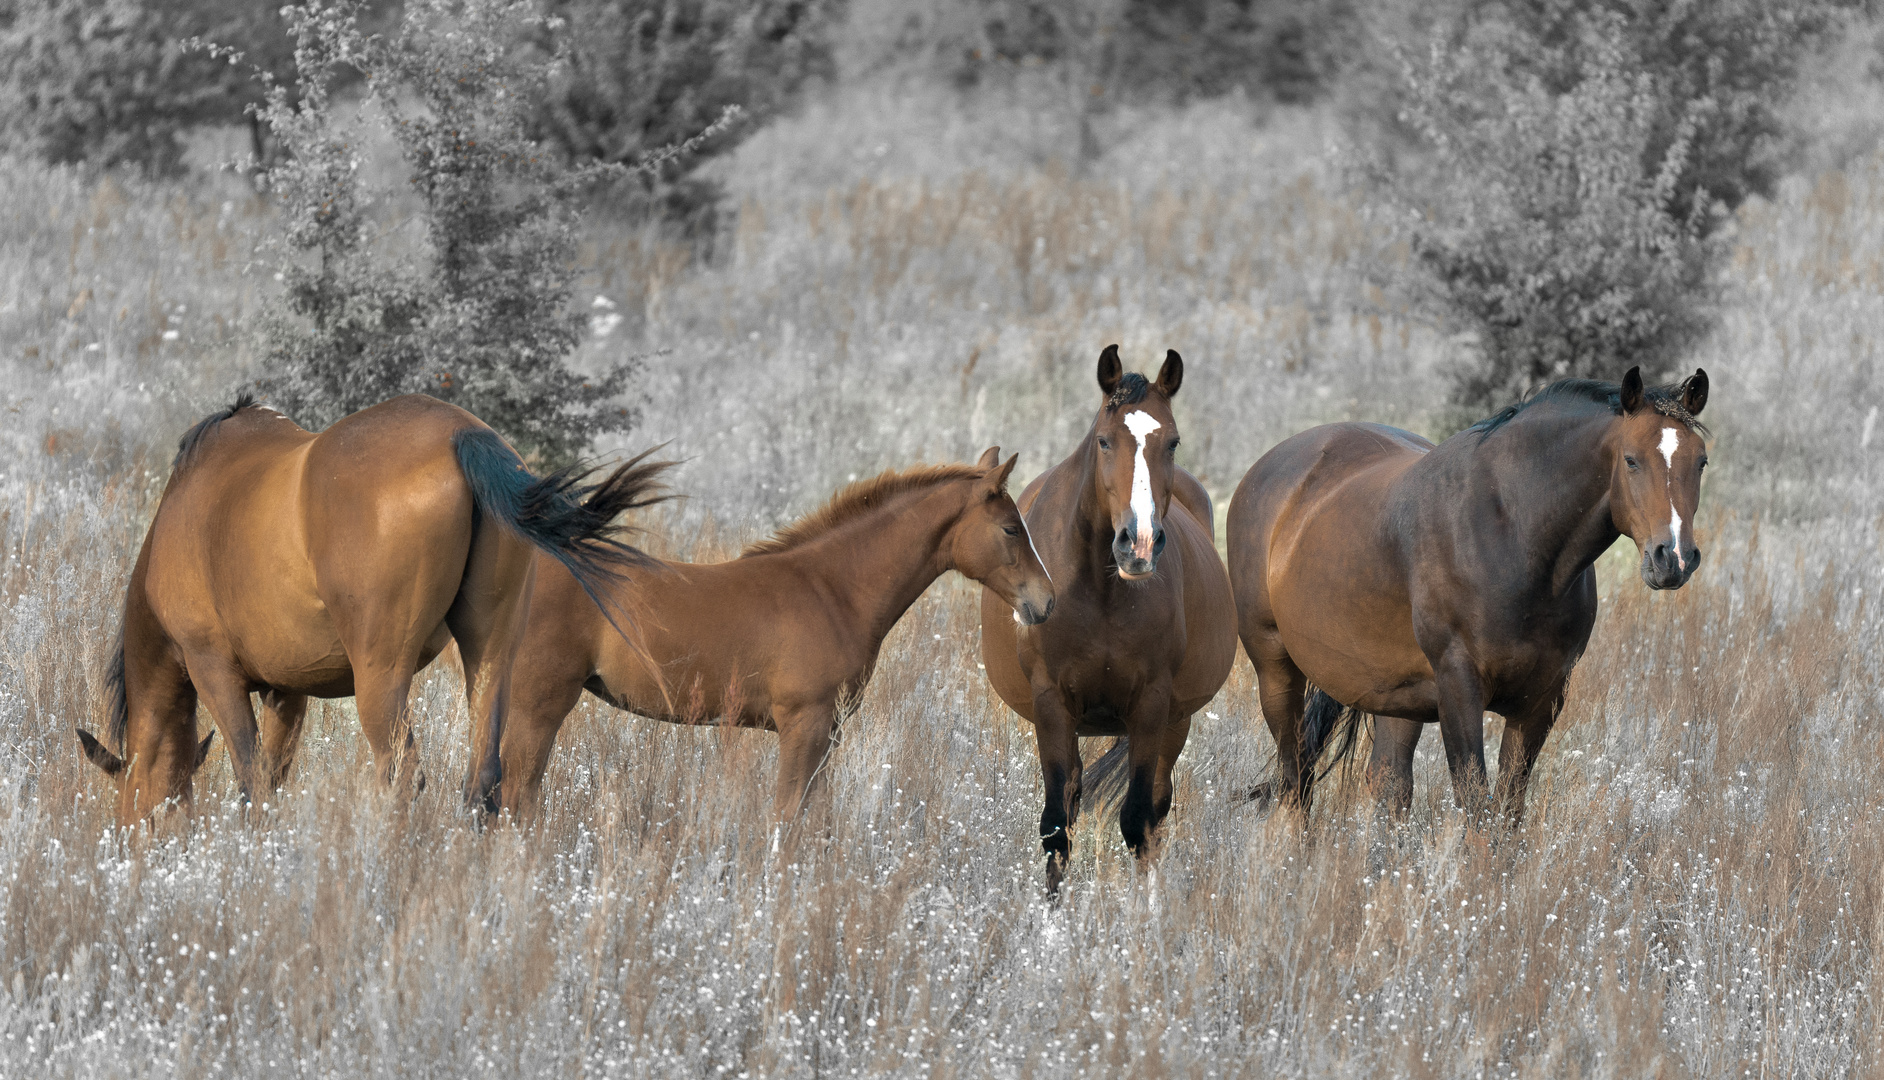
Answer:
[
  {"left": 1149, "top": 709, "right": 1193, "bottom": 832},
  {"left": 1368, "top": 716, "right": 1422, "bottom": 818},
  {"left": 1119, "top": 685, "right": 1176, "bottom": 861},
  {"left": 351, "top": 657, "right": 425, "bottom": 795},
  {"left": 1432, "top": 652, "right": 1492, "bottom": 819},
  {"left": 1495, "top": 690, "right": 1565, "bottom": 825},
  {"left": 445, "top": 530, "right": 537, "bottom": 815},
  {"left": 772, "top": 700, "right": 838, "bottom": 825},
  {"left": 495, "top": 667, "right": 590, "bottom": 822},
  {"left": 1247, "top": 634, "right": 1308, "bottom": 807},
  {"left": 259, "top": 690, "right": 308, "bottom": 791},
  {"left": 1030, "top": 689, "right": 1082, "bottom": 898},
  {"left": 189, "top": 660, "right": 267, "bottom": 804}
]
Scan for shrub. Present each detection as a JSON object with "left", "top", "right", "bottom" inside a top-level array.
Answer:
[
  {"left": 528, "top": 0, "right": 836, "bottom": 233},
  {"left": 0, "top": 0, "right": 299, "bottom": 175},
  {"left": 251, "top": 0, "right": 637, "bottom": 465},
  {"left": 1377, "top": 2, "right": 1840, "bottom": 410}
]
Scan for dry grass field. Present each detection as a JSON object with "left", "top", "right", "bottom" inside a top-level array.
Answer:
[{"left": 2, "top": 77, "right": 1883, "bottom": 1077}]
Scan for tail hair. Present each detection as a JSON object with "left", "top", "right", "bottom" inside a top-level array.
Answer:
[
  {"left": 1081, "top": 737, "right": 1133, "bottom": 813},
  {"left": 1297, "top": 685, "right": 1368, "bottom": 804},
  {"left": 105, "top": 628, "right": 128, "bottom": 753},
  {"left": 452, "top": 430, "right": 674, "bottom": 637}
]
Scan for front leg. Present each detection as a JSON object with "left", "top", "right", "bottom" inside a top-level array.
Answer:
[
  {"left": 1495, "top": 687, "right": 1565, "bottom": 824},
  {"left": 1432, "top": 649, "right": 1492, "bottom": 818},
  {"left": 1030, "top": 688, "right": 1082, "bottom": 898},
  {"left": 1118, "top": 682, "right": 1176, "bottom": 860},
  {"left": 772, "top": 699, "right": 838, "bottom": 825}
]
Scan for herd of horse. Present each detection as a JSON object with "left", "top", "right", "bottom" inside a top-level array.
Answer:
[{"left": 73, "top": 350, "right": 1710, "bottom": 893}]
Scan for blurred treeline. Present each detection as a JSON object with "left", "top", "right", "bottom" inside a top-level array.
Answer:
[{"left": 1, "top": 0, "right": 1877, "bottom": 430}]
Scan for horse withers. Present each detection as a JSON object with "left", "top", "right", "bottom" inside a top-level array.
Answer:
[
  {"left": 1227, "top": 367, "right": 1709, "bottom": 820},
  {"left": 75, "top": 394, "right": 664, "bottom": 825},
  {"left": 497, "top": 448, "right": 1054, "bottom": 826},
  {"left": 981, "top": 346, "right": 1238, "bottom": 895}
]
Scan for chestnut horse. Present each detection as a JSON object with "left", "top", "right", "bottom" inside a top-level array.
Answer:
[
  {"left": 981, "top": 347, "right": 1237, "bottom": 895},
  {"left": 497, "top": 448, "right": 1055, "bottom": 824},
  {"left": 1228, "top": 368, "right": 1709, "bottom": 820},
  {"left": 75, "top": 393, "right": 664, "bottom": 824}
]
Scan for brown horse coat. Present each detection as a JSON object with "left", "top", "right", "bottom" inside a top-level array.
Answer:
[
  {"left": 1227, "top": 368, "right": 1709, "bottom": 818},
  {"left": 77, "top": 394, "right": 661, "bottom": 824},
  {"left": 981, "top": 347, "right": 1237, "bottom": 894},
  {"left": 498, "top": 449, "right": 1055, "bottom": 823}
]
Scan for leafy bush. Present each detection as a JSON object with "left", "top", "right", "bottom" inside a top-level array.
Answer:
[
  {"left": 528, "top": 0, "right": 836, "bottom": 233},
  {"left": 0, "top": 0, "right": 298, "bottom": 175},
  {"left": 1377, "top": 1, "right": 1840, "bottom": 410},
  {"left": 251, "top": 0, "right": 636, "bottom": 465}
]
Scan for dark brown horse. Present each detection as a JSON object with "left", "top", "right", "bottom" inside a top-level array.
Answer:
[
  {"left": 75, "top": 393, "right": 663, "bottom": 824},
  {"left": 1227, "top": 367, "right": 1709, "bottom": 819},
  {"left": 981, "top": 347, "right": 1238, "bottom": 894},
  {"left": 497, "top": 448, "right": 1055, "bottom": 824}
]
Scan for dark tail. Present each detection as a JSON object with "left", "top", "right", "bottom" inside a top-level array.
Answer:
[
  {"left": 451, "top": 429, "right": 673, "bottom": 620},
  {"left": 1082, "top": 737, "right": 1132, "bottom": 813},
  {"left": 104, "top": 628, "right": 128, "bottom": 753},
  {"left": 1250, "top": 685, "right": 1368, "bottom": 810}
]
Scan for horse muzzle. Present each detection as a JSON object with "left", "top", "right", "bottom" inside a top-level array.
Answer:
[
  {"left": 1017, "top": 595, "right": 1054, "bottom": 625},
  {"left": 1112, "top": 519, "right": 1166, "bottom": 579},
  {"left": 1640, "top": 540, "right": 1700, "bottom": 590}
]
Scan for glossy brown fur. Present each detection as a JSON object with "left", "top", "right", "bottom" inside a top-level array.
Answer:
[
  {"left": 1228, "top": 368, "right": 1710, "bottom": 820},
  {"left": 499, "top": 448, "right": 1055, "bottom": 824},
  {"left": 981, "top": 347, "right": 1237, "bottom": 895},
  {"left": 77, "top": 394, "right": 660, "bottom": 825}
]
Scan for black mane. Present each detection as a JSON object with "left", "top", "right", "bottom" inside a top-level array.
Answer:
[
  {"left": 1470, "top": 377, "right": 1707, "bottom": 441},
  {"left": 173, "top": 392, "right": 259, "bottom": 470},
  {"left": 1105, "top": 372, "right": 1152, "bottom": 412}
]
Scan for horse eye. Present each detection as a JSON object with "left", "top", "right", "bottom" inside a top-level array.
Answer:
[
  {"left": 1097, "top": 437, "right": 1111, "bottom": 451},
  {"left": 1003, "top": 525, "right": 1020, "bottom": 537},
  {"left": 1168, "top": 439, "right": 1180, "bottom": 454},
  {"left": 1698, "top": 459, "right": 1708, "bottom": 472},
  {"left": 1624, "top": 455, "right": 1639, "bottom": 471}
]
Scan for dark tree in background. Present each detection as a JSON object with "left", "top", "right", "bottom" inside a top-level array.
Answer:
[
  {"left": 528, "top": 0, "right": 837, "bottom": 233},
  {"left": 252, "top": 0, "right": 639, "bottom": 465},
  {"left": 1367, "top": 0, "right": 1847, "bottom": 412},
  {"left": 0, "top": 0, "right": 299, "bottom": 175}
]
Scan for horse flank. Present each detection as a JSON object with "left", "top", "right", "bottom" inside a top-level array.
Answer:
[{"left": 740, "top": 464, "right": 988, "bottom": 557}]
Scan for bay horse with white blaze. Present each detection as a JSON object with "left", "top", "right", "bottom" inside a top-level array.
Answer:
[
  {"left": 76, "top": 393, "right": 663, "bottom": 824},
  {"left": 497, "top": 448, "right": 1055, "bottom": 824},
  {"left": 1227, "top": 367, "right": 1709, "bottom": 819},
  {"left": 981, "top": 347, "right": 1237, "bottom": 895}
]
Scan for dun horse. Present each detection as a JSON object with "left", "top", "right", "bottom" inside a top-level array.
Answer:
[
  {"left": 76, "top": 394, "right": 663, "bottom": 824},
  {"left": 497, "top": 448, "right": 1055, "bottom": 823},
  {"left": 981, "top": 347, "right": 1237, "bottom": 895},
  {"left": 1227, "top": 367, "right": 1709, "bottom": 819}
]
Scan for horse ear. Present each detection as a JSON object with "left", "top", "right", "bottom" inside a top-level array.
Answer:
[
  {"left": 975, "top": 446, "right": 1001, "bottom": 469},
  {"left": 987, "top": 453, "right": 1019, "bottom": 494},
  {"left": 1682, "top": 368, "right": 1708, "bottom": 417},
  {"left": 76, "top": 729, "right": 124, "bottom": 778},
  {"left": 1097, "top": 345, "right": 1122, "bottom": 399},
  {"left": 195, "top": 729, "right": 216, "bottom": 770},
  {"left": 1155, "top": 349, "right": 1183, "bottom": 397},
  {"left": 1620, "top": 366, "right": 1645, "bottom": 414}
]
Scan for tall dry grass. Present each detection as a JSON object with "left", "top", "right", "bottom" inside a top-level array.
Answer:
[{"left": 0, "top": 77, "right": 1881, "bottom": 1077}]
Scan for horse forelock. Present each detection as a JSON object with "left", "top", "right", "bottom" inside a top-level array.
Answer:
[
  {"left": 1470, "top": 377, "right": 1708, "bottom": 443},
  {"left": 172, "top": 391, "right": 265, "bottom": 470},
  {"left": 740, "top": 463, "right": 987, "bottom": 557},
  {"left": 1104, "top": 372, "right": 1154, "bottom": 413}
]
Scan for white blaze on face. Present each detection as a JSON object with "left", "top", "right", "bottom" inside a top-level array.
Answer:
[
  {"left": 1122, "top": 409, "right": 1162, "bottom": 560},
  {"left": 1660, "top": 425, "right": 1685, "bottom": 569}
]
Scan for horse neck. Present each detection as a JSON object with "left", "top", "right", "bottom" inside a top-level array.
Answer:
[
  {"left": 788, "top": 482, "right": 966, "bottom": 644},
  {"left": 1472, "top": 408, "right": 1620, "bottom": 596},
  {"left": 1061, "top": 436, "right": 1119, "bottom": 577}
]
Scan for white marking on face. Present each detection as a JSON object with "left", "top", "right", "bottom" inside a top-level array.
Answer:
[
  {"left": 1122, "top": 410, "right": 1162, "bottom": 560},
  {"left": 1659, "top": 425, "right": 1681, "bottom": 469},
  {"left": 1021, "top": 519, "right": 1052, "bottom": 588},
  {"left": 1659, "top": 426, "right": 1685, "bottom": 569},
  {"left": 1669, "top": 503, "right": 1684, "bottom": 570}
]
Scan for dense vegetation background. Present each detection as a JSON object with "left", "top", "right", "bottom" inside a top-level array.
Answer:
[{"left": 1, "top": 1, "right": 1881, "bottom": 1075}]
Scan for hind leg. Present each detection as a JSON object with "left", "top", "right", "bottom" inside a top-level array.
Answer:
[
  {"left": 446, "top": 530, "right": 537, "bottom": 814},
  {"left": 1369, "top": 717, "right": 1422, "bottom": 818},
  {"left": 1245, "top": 628, "right": 1310, "bottom": 806},
  {"left": 259, "top": 690, "right": 309, "bottom": 790}
]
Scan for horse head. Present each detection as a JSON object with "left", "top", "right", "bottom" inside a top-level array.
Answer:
[
  {"left": 953, "top": 448, "right": 1055, "bottom": 624},
  {"left": 1089, "top": 345, "right": 1184, "bottom": 580},
  {"left": 1608, "top": 366, "right": 1709, "bottom": 590},
  {"left": 75, "top": 726, "right": 215, "bottom": 824}
]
